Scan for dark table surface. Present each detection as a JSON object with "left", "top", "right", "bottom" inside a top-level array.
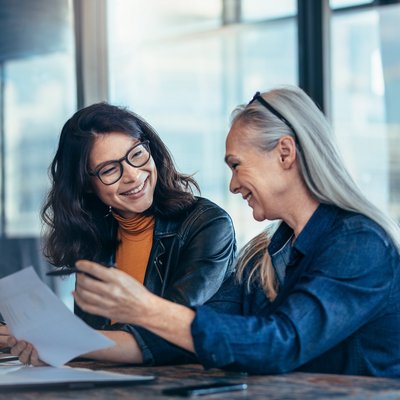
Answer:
[{"left": 1, "top": 361, "right": 400, "bottom": 399}]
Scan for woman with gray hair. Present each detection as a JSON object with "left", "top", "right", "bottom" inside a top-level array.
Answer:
[{"left": 10, "top": 86, "right": 400, "bottom": 377}]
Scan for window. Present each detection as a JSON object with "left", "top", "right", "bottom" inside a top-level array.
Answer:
[
  {"left": 107, "top": 0, "right": 297, "bottom": 245},
  {"left": 0, "top": 0, "right": 76, "bottom": 236},
  {"left": 331, "top": 3, "right": 400, "bottom": 223}
]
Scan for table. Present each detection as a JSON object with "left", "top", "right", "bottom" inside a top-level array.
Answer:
[{"left": 1, "top": 362, "right": 400, "bottom": 399}]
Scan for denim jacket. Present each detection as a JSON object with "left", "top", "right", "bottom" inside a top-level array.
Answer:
[
  {"left": 192, "top": 204, "right": 400, "bottom": 377},
  {"left": 75, "top": 197, "right": 241, "bottom": 365}
]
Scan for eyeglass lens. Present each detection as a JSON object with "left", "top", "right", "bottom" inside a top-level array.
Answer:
[{"left": 98, "top": 142, "right": 150, "bottom": 185}]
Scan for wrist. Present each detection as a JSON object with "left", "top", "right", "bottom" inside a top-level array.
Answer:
[{"left": 134, "top": 291, "right": 164, "bottom": 329}]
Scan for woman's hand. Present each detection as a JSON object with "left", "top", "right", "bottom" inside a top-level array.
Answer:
[
  {"left": 0, "top": 324, "right": 10, "bottom": 349},
  {"left": 8, "top": 337, "right": 46, "bottom": 366},
  {"left": 74, "top": 259, "right": 196, "bottom": 353},
  {"left": 73, "top": 260, "right": 158, "bottom": 325}
]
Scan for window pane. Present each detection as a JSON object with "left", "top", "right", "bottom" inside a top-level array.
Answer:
[
  {"left": 330, "top": 0, "right": 373, "bottom": 9},
  {"left": 331, "top": 4, "right": 400, "bottom": 223},
  {"left": 242, "top": 0, "right": 296, "bottom": 22},
  {"left": 109, "top": 0, "right": 221, "bottom": 44},
  {"left": 1, "top": 0, "right": 76, "bottom": 237},
  {"left": 108, "top": 0, "right": 297, "bottom": 245}
]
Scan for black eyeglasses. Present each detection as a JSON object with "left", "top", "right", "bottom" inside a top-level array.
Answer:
[
  {"left": 249, "top": 91, "right": 300, "bottom": 148},
  {"left": 88, "top": 140, "right": 151, "bottom": 185}
]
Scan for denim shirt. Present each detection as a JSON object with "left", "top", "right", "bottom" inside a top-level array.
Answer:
[{"left": 191, "top": 204, "right": 400, "bottom": 377}]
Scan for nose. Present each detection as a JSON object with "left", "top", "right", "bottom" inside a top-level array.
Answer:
[
  {"left": 229, "top": 174, "right": 239, "bottom": 194},
  {"left": 121, "top": 161, "right": 140, "bottom": 182}
]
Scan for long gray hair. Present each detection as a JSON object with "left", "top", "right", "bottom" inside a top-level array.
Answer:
[{"left": 234, "top": 85, "right": 400, "bottom": 300}]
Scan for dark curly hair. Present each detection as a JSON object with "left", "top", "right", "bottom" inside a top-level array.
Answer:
[{"left": 42, "top": 102, "right": 199, "bottom": 267}]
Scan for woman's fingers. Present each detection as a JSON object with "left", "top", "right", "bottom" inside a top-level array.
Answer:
[
  {"left": 75, "top": 260, "right": 133, "bottom": 306},
  {"left": 0, "top": 325, "right": 10, "bottom": 347},
  {"left": 29, "top": 346, "right": 45, "bottom": 366},
  {"left": 7, "top": 336, "right": 17, "bottom": 347},
  {"left": 73, "top": 291, "right": 110, "bottom": 319},
  {"left": 8, "top": 338, "right": 44, "bottom": 366},
  {"left": 74, "top": 259, "right": 154, "bottom": 324},
  {"left": 20, "top": 342, "right": 34, "bottom": 365},
  {"left": 75, "top": 260, "right": 115, "bottom": 282},
  {"left": 0, "top": 325, "right": 9, "bottom": 335},
  {"left": 9, "top": 338, "right": 30, "bottom": 364},
  {"left": 75, "top": 278, "right": 109, "bottom": 304},
  {"left": 9, "top": 339, "right": 25, "bottom": 356},
  {"left": 73, "top": 289, "right": 114, "bottom": 318},
  {"left": 75, "top": 260, "right": 119, "bottom": 301}
]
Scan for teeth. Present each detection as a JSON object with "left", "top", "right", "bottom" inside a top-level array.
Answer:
[{"left": 123, "top": 180, "right": 145, "bottom": 195}]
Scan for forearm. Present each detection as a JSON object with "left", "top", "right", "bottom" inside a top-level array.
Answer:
[
  {"left": 137, "top": 295, "right": 196, "bottom": 353},
  {"left": 82, "top": 330, "right": 143, "bottom": 364}
]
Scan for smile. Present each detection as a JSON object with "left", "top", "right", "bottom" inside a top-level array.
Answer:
[
  {"left": 243, "top": 192, "right": 252, "bottom": 202},
  {"left": 120, "top": 178, "right": 147, "bottom": 196}
]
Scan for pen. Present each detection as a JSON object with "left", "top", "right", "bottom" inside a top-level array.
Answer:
[
  {"left": 0, "top": 347, "right": 11, "bottom": 354},
  {"left": 46, "top": 264, "right": 114, "bottom": 277},
  {"left": 0, "top": 355, "right": 20, "bottom": 363},
  {"left": 46, "top": 267, "right": 82, "bottom": 277}
]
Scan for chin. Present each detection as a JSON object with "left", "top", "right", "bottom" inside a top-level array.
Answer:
[
  {"left": 118, "top": 198, "right": 154, "bottom": 217},
  {"left": 252, "top": 210, "right": 266, "bottom": 222},
  {"left": 137, "top": 197, "right": 154, "bottom": 214}
]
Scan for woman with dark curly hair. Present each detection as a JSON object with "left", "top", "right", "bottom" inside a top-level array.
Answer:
[{"left": 6, "top": 102, "right": 237, "bottom": 365}]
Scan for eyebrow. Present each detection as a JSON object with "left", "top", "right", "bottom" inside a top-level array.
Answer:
[
  {"left": 224, "top": 155, "right": 237, "bottom": 165},
  {"left": 93, "top": 154, "right": 124, "bottom": 172},
  {"left": 92, "top": 141, "right": 139, "bottom": 171}
]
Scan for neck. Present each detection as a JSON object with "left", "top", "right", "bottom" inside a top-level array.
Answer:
[{"left": 283, "top": 192, "right": 320, "bottom": 238}]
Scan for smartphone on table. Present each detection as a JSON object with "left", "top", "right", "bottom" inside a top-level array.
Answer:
[{"left": 162, "top": 381, "right": 247, "bottom": 397}]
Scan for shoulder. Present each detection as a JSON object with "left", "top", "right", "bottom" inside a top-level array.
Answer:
[
  {"left": 178, "top": 197, "right": 234, "bottom": 238},
  {"left": 178, "top": 197, "right": 232, "bottom": 223},
  {"left": 304, "top": 204, "right": 394, "bottom": 249},
  {"left": 155, "top": 197, "right": 234, "bottom": 239},
  {"left": 311, "top": 207, "right": 399, "bottom": 278},
  {"left": 190, "top": 197, "right": 231, "bottom": 217},
  {"left": 329, "top": 207, "right": 393, "bottom": 248}
]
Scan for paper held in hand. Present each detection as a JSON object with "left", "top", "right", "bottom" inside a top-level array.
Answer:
[{"left": 0, "top": 267, "right": 114, "bottom": 367}]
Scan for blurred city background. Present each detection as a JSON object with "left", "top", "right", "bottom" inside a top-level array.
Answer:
[{"left": 0, "top": 0, "right": 399, "bottom": 307}]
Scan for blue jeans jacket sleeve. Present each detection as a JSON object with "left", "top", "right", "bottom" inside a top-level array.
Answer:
[{"left": 191, "top": 225, "right": 399, "bottom": 375}]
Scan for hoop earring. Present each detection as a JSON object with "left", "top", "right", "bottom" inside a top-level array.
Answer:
[{"left": 104, "top": 205, "right": 112, "bottom": 218}]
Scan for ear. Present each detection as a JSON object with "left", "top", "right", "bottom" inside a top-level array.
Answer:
[{"left": 277, "top": 136, "right": 297, "bottom": 169}]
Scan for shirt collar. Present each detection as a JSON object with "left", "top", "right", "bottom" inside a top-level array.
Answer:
[{"left": 268, "top": 203, "right": 340, "bottom": 257}]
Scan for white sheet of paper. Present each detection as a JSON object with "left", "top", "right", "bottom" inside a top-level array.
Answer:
[
  {"left": 0, "top": 365, "right": 154, "bottom": 386},
  {"left": 0, "top": 361, "right": 24, "bottom": 375},
  {"left": 0, "top": 267, "right": 114, "bottom": 367}
]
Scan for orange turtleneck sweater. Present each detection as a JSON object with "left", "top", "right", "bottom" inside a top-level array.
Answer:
[{"left": 112, "top": 212, "right": 155, "bottom": 284}]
